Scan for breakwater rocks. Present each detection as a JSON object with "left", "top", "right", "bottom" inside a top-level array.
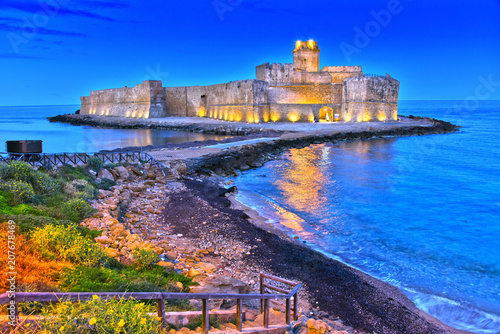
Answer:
[
  {"left": 186, "top": 121, "right": 458, "bottom": 176},
  {"left": 48, "top": 114, "right": 261, "bottom": 136}
]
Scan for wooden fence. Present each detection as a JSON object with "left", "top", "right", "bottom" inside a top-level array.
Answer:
[{"left": 0, "top": 273, "right": 301, "bottom": 333}]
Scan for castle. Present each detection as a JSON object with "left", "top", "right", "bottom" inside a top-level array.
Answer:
[{"left": 80, "top": 41, "right": 399, "bottom": 123}]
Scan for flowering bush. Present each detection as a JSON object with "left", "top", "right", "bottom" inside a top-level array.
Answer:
[
  {"left": 63, "top": 198, "right": 96, "bottom": 223},
  {"left": 75, "top": 184, "right": 97, "bottom": 201},
  {"left": 30, "top": 224, "right": 108, "bottom": 267},
  {"left": 87, "top": 156, "right": 104, "bottom": 172},
  {"left": 0, "top": 180, "right": 35, "bottom": 202},
  {"left": 39, "top": 295, "right": 161, "bottom": 333},
  {"left": 132, "top": 248, "right": 160, "bottom": 270},
  {"left": 0, "top": 161, "right": 34, "bottom": 182},
  {"left": 32, "top": 171, "right": 59, "bottom": 196}
]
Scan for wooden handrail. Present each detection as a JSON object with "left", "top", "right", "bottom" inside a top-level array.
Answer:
[{"left": 0, "top": 275, "right": 302, "bottom": 334}]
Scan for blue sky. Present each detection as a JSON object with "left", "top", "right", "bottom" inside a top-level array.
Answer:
[{"left": 1, "top": 0, "right": 499, "bottom": 106}]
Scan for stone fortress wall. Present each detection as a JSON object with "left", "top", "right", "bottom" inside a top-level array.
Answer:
[{"left": 80, "top": 41, "right": 399, "bottom": 123}]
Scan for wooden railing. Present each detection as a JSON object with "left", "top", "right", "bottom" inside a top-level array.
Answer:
[
  {"left": 0, "top": 151, "right": 166, "bottom": 170},
  {"left": 0, "top": 273, "right": 301, "bottom": 334}
]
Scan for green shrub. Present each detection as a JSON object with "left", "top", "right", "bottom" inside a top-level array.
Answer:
[
  {"left": 40, "top": 295, "right": 161, "bottom": 333},
  {"left": 62, "top": 198, "right": 95, "bottom": 223},
  {"left": 88, "top": 156, "right": 104, "bottom": 172},
  {"left": 97, "top": 178, "right": 116, "bottom": 190},
  {"left": 31, "top": 171, "right": 58, "bottom": 196},
  {"left": 132, "top": 248, "right": 160, "bottom": 270},
  {"left": 75, "top": 184, "right": 97, "bottom": 201},
  {"left": 0, "top": 161, "right": 34, "bottom": 182},
  {"left": 6, "top": 214, "right": 60, "bottom": 233},
  {"left": 59, "top": 266, "right": 125, "bottom": 292},
  {"left": 0, "top": 195, "right": 13, "bottom": 215},
  {"left": 45, "top": 193, "right": 67, "bottom": 207},
  {"left": 0, "top": 180, "right": 35, "bottom": 202},
  {"left": 30, "top": 224, "right": 108, "bottom": 267}
]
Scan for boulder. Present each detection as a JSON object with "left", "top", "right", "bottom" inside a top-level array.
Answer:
[
  {"left": 191, "top": 275, "right": 250, "bottom": 294},
  {"left": 114, "top": 166, "right": 130, "bottom": 179},
  {"left": 98, "top": 168, "right": 115, "bottom": 181}
]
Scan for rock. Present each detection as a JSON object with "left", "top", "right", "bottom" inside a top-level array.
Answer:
[
  {"left": 114, "top": 166, "right": 130, "bottom": 179},
  {"left": 188, "top": 268, "right": 201, "bottom": 277},
  {"left": 98, "top": 168, "right": 115, "bottom": 181},
  {"left": 158, "top": 261, "right": 175, "bottom": 270},
  {"left": 104, "top": 248, "right": 120, "bottom": 258},
  {"left": 307, "top": 319, "right": 329, "bottom": 334},
  {"left": 197, "top": 262, "right": 216, "bottom": 273},
  {"left": 144, "top": 180, "right": 156, "bottom": 187},
  {"left": 191, "top": 275, "right": 250, "bottom": 294},
  {"left": 129, "top": 166, "right": 143, "bottom": 176},
  {"left": 95, "top": 235, "right": 110, "bottom": 244}
]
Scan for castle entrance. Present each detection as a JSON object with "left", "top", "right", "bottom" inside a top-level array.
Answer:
[{"left": 319, "top": 106, "right": 334, "bottom": 122}]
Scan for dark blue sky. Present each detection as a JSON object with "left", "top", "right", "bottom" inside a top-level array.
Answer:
[{"left": 1, "top": 0, "right": 499, "bottom": 106}]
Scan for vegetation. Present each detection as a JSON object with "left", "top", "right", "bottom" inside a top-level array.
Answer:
[{"left": 0, "top": 161, "right": 196, "bottom": 331}]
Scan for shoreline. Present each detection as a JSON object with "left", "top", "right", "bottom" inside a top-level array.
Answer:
[{"left": 50, "top": 114, "right": 468, "bottom": 333}]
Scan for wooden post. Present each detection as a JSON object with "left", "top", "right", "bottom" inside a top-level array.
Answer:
[
  {"left": 293, "top": 292, "right": 298, "bottom": 321},
  {"left": 285, "top": 298, "right": 291, "bottom": 325},
  {"left": 263, "top": 299, "right": 269, "bottom": 328},
  {"left": 157, "top": 298, "right": 166, "bottom": 329},
  {"left": 202, "top": 299, "right": 209, "bottom": 334},
  {"left": 236, "top": 299, "right": 242, "bottom": 332},
  {"left": 260, "top": 274, "right": 264, "bottom": 313}
]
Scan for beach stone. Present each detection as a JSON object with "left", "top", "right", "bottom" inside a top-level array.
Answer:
[
  {"left": 307, "top": 319, "right": 329, "bottom": 334},
  {"left": 158, "top": 261, "right": 175, "bottom": 270},
  {"left": 98, "top": 168, "right": 115, "bottom": 181},
  {"left": 188, "top": 268, "right": 201, "bottom": 277},
  {"left": 104, "top": 248, "right": 120, "bottom": 258},
  {"left": 114, "top": 166, "right": 130, "bottom": 179},
  {"left": 197, "top": 262, "right": 216, "bottom": 273},
  {"left": 191, "top": 275, "right": 250, "bottom": 294},
  {"left": 95, "top": 235, "right": 110, "bottom": 244},
  {"left": 129, "top": 166, "right": 143, "bottom": 176}
]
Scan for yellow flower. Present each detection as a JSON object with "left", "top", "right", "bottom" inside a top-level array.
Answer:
[
  {"left": 92, "top": 295, "right": 99, "bottom": 300},
  {"left": 140, "top": 318, "right": 146, "bottom": 325},
  {"left": 118, "top": 319, "right": 125, "bottom": 327},
  {"left": 59, "top": 326, "right": 65, "bottom": 332},
  {"left": 89, "top": 317, "right": 97, "bottom": 325}
]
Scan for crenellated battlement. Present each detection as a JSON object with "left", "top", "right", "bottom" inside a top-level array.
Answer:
[{"left": 322, "top": 66, "right": 362, "bottom": 73}]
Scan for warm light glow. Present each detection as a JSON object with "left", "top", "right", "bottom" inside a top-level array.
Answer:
[
  {"left": 344, "top": 113, "right": 352, "bottom": 122},
  {"left": 138, "top": 110, "right": 143, "bottom": 118},
  {"left": 288, "top": 111, "right": 300, "bottom": 122},
  {"left": 392, "top": 111, "right": 398, "bottom": 121},
  {"left": 263, "top": 111, "right": 269, "bottom": 123},
  {"left": 132, "top": 110, "right": 137, "bottom": 117},
  {"left": 377, "top": 112, "right": 387, "bottom": 121},
  {"left": 126, "top": 110, "right": 131, "bottom": 117},
  {"left": 307, "top": 40, "right": 315, "bottom": 49},
  {"left": 363, "top": 109, "right": 371, "bottom": 122},
  {"left": 143, "top": 110, "right": 149, "bottom": 119},
  {"left": 246, "top": 112, "right": 254, "bottom": 123},
  {"left": 197, "top": 106, "right": 206, "bottom": 117},
  {"left": 319, "top": 106, "right": 333, "bottom": 122},
  {"left": 295, "top": 41, "right": 303, "bottom": 49},
  {"left": 270, "top": 111, "right": 280, "bottom": 122},
  {"left": 308, "top": 114, "right": 315, "bottom": 122},
  {"left": 224, "top": 108, "right": 229, "bottom": 121}
]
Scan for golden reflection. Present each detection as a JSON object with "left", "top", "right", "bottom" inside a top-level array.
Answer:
[{"left": 274, "top": 146, "right": 328, "bottom": 219}]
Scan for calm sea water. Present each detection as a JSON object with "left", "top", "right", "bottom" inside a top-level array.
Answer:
[
  {"left": 0, "top": 105, "right": 228, "bottom": 153},
  {"left": 231, "top": 101, "right": 500, "bottom": 334}
]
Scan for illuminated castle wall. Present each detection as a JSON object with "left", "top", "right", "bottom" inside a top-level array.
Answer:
[{"left": 80, "top": 41, "right": 399, "bottom": 123}]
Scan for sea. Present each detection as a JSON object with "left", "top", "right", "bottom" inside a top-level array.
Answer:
[
  {"left": 1, "top": 102, "right": 499, "bottom": 333},
  {"left": 0, "top": 105, "right": 228, "bottom": 153},
  {"left": 230, "top": 100, "right": 500, "bottom": 334}
]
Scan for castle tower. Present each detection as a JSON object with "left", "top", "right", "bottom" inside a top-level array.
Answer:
[{"left": 293, "top": 40, "right": 320, "bottom": 72}]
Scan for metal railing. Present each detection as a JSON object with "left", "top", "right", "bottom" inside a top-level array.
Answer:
[{"left": 0, "top": 273, "right": 301, "bottom": 334}]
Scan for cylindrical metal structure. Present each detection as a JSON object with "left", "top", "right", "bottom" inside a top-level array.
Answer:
[{"left": 6, "top": 140, "right": 43, "bottom": 154}]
